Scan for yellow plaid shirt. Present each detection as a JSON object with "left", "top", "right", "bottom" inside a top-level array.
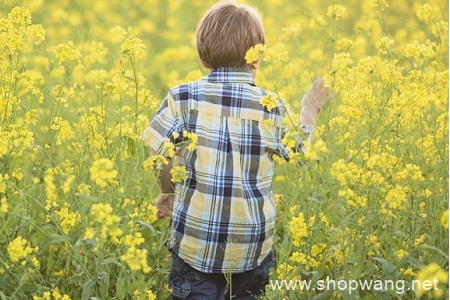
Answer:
[{"left": 141, "top": 68, "right": 308, "bottom": 273}]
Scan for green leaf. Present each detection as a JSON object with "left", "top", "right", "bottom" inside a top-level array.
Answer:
[
  {"left": 0, "top": 291, "right": 8, "bottom": 300},
  {"left": 311, "top": 289, "right": 335, "bottom": 300},
  {"left": 82, "top": 278, "right": 97, "bottom": 300},
  {"left": 372, "top": 257, "right": 398, "bottom": 278}
]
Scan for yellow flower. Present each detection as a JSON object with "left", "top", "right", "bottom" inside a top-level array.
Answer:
[
  {"left": 182, "top": 130, "right": 198, "bottom": 151},
  {"left": 8, "top": 6, "right": 32, "bottom": 26},
  {"left": 259, "top": 93, "right": 279, "bottom": 111},
  {"left": 146, "top": 290, "right": 157, "bottom": 300},
  {"left": 170, "top": 166, "right": 188, "bottom": 183},
  {"left": 110, "top": 26, "right": 128, "bottom": 43},
  {"left": 89, "top": 203, "right": 122, "bottom": 243},
  {"left": 121, "top": 37, "right": 146, "bottom": 61},
  {"left": 414, "top": 263, "right": 448, "bottom": 298},
  {"left": 311, "top": 243, "right": 326, "bottom": 257},
  {"left": 0, "top": 197, "right": 8, "bottom": 213},
  {"left": 162, "top": 138, "right": 175, "bottom": 158},
  {"left": 274, "top": 193, "right": 284, "bottom": 206},
  {"left": 120, "top": 233, "right": 151, "bottom": 273},
  {"left": 52, "top": 43, "right": 82, "bottom": 64},
  {"left": 331, "top": 52, "right": 353, "bottom": 73},
  {"left": 245, "top": 43, "right": 265, "bottom": 64},
  {"left": 291, "top": 251, "right": 307, "bottom": 265},
  {"left": 304, "top": 139, "right": 328, "bottom": 160},
  {"left": 129, "top": 200, "right": 158, "bottom": 225},
  {"left": 395, "top": 249, "right": 408, "bottom": 259},
  {"left": 326, "top": 4, "right": 347, "bottom": 20},
  {"left": 416, "top": 4, "right": 440, "bottom": 23},
  {"left": 84, "top": 227, "right": 95, "bottom": 239},
  {"left": 275, "top": 263, "right": 296, "bottom": 281},
  {"left": 7, "top": 236, "right": 38, "bottom": 263},
  {"left": 143, "top": 155, "right": 169, "bottom": 170},
  {"left": 89, "top": 158, "right": 118, "bottom": 188},
  {"left": 372, "top": 0, "right": 389, "bottom": 9},
  {"left": 376, "top": 37, "right": 395, "bottom": 55},
  {"left": 289, "top": 213, "right": 308, "bottom": 247},
  {"left": 405, "top": 40, "right": 436, "bottom": 61},
  {"left": 384, "top": 184, "right": 407, "bottom": 211},
  {"left": 55, "top": 205, "right": 81, "bottom": 234},
  {"left": 403, "top": 268, "right": 416, "bottom": 277},
  {"left": 50, "top": 117, "right": 75, "bottom": 145},
  {"left": 440, "top": 210, "right": 449, "bottom": 228},
  {"left": 414, "top": 234, "right": 426, "bottom": 247}
]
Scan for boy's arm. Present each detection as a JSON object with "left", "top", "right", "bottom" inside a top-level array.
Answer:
[
  {"left": 150, "top": 149, "right": 174, "bottom": 219},
  {"left": 300, "top": 77, "right": 332, "bottom": 143}
]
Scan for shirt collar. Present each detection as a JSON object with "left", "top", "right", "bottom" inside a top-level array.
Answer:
[{"left": 203, "top": 67, "right": 256, "bottom": 86}]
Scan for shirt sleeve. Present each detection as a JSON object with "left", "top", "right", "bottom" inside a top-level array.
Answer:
[{"left": 140, "top": 92, "right": 180, "bottom": 155}]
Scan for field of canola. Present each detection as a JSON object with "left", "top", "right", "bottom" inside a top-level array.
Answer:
[{"left": 0, "top": 0, "right": 448, "bottom": 299}]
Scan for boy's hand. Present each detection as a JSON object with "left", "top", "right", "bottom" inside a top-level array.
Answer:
[
  {"left": 155, "top": 194, "right": 173, "bottom": 219},
  {"left": 301, "top": 77, "right": 333, "bottom": 115}
]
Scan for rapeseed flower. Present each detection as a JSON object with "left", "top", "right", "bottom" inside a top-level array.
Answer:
[
  {"left": 405, "top": 40, "right": 436, "bottom": 61},
  {"left": 121, "top": 37, "right": 146, "bottom": 61},
  {"left": 372, "top": 0, "right": 389, "bottom": 9},
  {"left": 384, "top": 184, "right": 407, "bottom": 211},
  {"left": 416, "top": 4, "right": 440, "bottom": 23},
  {"left": 44, "top": 169, "right": 58, "bottom": 210},
  {"left": 414, "top": 263, "right": 448, "bottom": 298},
  {"left": 120, "top": 232, "right": 151, "bottom": 273},
  {"left": 182, "top": 130, "right": 198, "bottom": 151},
  {"left": 33, "top": 289, "right": 71, "bottom": 300},
  {"left": 110, "top": 25, "right": 128, "bottom": 43},
  {"left": 89, "top": 158, "right": 118, "bottom": 188},
  {"left": 275, "top": 262, "right": 296, "bottom": 281},
  {"left": 289, "top": 213, "right": 308, "bottom": 247},
  {"left": 0, "top": 197, "right": 7, "bottom": 213},
  {"left": 414, "top": 234, "right": 426, "bottom": 247},
  {"left": 7, "top": 236, "right": 38, "bottom": 263},
  {"left": 129, "top": 200, "right": 158, "bottom": 225},
  {"left": 395, "top": 163, "right": 424, "bottom": 182},
  {"left": 440, "top": 210, "right": 449, "bottom": 228},
  {"left": 304, "top": 139, "right": 328, "bottom": 160},
  {"left": 84, "top": 227, "right": 95, "bottom": 240},
  {"left": 55, "top": 205, "right": 81, "bottom": 234},
  {"left": 403, "top": 268, "right": 416, "bottom": 277},
  {"left": 326, "top": 4, "right": 347, "bottom": 20},
  {"left": 331, "top": 52, "right": 353, "bottom": 73},
  {"left": 0, "top": 7, "right": 45, "bottom": 52},
  {"left": 7, "top": 6, "right": 32, "bottom": 26},
  {"left": 90, "top": 203, "right": 122, "bottom": 243},
  {"left": 245, "top": 43, "right": 265, "bottom": 64},
  {"left": 259, "top": 93, "right": 279, "bottom": 111},
  {"left": 143, "top": 155, "right": 168, "bottom": 170},
  {"left": 162, "top": 138, "right": 175, "bottom": 158},
  {"left": 395, "top": 249, "right": 408, "bottom": 259},
  {"left": 52, "top": 43, "right": 82, "bottom": 65},
  {"left": 291, "top": 251, "right": 307, "bottom": 265},
  {"left": 50, "top": 117, "right": 75, "bottom": 145},
  {"left": 170, "top": 166, "right": 188, "bottom": 183},
  {"left": 376, "top": 37, "right": 395, "bottom": 55},
  {"left": 133, "top": 290, "right": 157, "bottom": 300}
]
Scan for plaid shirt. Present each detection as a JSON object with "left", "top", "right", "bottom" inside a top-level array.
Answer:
[{"left": 141, "top": 68, "right": 308, "bottom": 273}]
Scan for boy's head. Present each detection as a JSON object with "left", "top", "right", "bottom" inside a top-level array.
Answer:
[{"left": 196, "top": 1, "right": 265, "bottom": 70}]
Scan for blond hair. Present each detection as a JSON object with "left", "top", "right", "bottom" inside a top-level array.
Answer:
[{"left": 195, "top": 1, "right": 265, "bottom": 69}]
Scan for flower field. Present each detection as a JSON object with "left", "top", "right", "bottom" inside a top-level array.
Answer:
[{"left": 0, "top": 0, "right": 448, "bottom": 299}]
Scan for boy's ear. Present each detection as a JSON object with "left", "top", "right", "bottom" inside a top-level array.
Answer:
[{"left": 247, "top": 60, "right": 259, "bottom": 70}]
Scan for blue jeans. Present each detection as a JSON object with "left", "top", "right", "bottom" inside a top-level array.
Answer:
[{"left": 169, "top": 251, "right": 274, "bottom": 300}]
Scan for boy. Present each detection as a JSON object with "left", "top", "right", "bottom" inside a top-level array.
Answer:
[{"left": 140, "top": 1, "right": 331, "bottom": 299}]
